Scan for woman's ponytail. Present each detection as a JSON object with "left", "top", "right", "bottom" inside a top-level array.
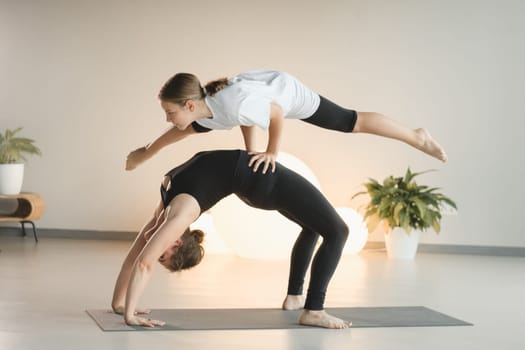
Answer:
[{"left": 189, "top": 229, "right": 205, "bottom": 244}]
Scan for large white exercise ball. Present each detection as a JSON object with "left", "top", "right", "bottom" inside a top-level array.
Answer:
[
  {"left": 335, "top": 207, "right": 368, "bottom": 255},
  {"left": 211, "top": 152, "right": 321, "bottom": 260}
]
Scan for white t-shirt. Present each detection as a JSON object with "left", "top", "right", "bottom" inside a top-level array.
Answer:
[{"left": 197, "top": 70, "right": 320, "bottom": 130}]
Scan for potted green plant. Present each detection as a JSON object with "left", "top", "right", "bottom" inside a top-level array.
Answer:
[
  {"left": 352, "top": 168, "right": 457, "bottom": 259},
  {"left": 0, "top": 128, "right": 42, "bottom": 195}
]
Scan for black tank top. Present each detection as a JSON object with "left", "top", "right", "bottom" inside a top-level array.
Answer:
[
  {"left": 161, "top": 150, "right": 241, "bottom": 211},
  {"left": 161, "top": 149, "right": 282, "bottom": 212}
]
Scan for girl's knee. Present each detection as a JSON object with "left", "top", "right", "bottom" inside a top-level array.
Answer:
[
  {"left": 354, "top": 111, "right": 383, "bottom": 133},
  {"left": 352, "top": 113, "right": 361, "bottom": 133}
]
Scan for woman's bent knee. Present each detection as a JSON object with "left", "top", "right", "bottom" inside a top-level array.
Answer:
[{"left": 333, "top": 221, "right": 349, "bottom": 246}]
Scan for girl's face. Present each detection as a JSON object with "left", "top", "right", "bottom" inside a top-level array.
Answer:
[{"left": 161, "top": 100, "right": 194, "bottom": 130}]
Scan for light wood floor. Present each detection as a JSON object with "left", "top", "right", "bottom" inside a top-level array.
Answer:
[{"left": 0, "top": 236, "right": 524, "bottom": 350}]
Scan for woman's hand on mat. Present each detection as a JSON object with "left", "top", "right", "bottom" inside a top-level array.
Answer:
[
  {"left": 125, "top": 315, "right": 166, "bottom": 328},
  {"left": 126, "top": 147, "right": 148, "bottom": 171},
  {"left": 248, "top": 151, "right": 277, "bottom": 174},
  {"left": 112, "top": 305, "right": 150, "bottom": 315}
]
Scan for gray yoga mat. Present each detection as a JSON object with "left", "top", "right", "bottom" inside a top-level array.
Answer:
[{"left": 86, "top": 306, "right": 472, "bottom": 331}]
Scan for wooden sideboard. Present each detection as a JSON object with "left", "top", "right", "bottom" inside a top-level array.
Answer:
[{"left": 0, "top": 192, "right": 45, "bottom": 242}]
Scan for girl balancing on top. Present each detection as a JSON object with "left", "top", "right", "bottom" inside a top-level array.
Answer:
[{"left": 125, "top": 70, "right": 448, "bottom": 173}]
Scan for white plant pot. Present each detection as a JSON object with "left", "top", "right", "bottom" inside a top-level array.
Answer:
[
  {"left": 384, "top": 228, "right": 420, "bottom": 259},
  {"left": 0, "top": 163, "right": 25, "bottom": 195}
]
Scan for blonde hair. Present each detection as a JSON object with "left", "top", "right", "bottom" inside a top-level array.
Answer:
[
  {"left": 158, "top": 73, "right": 229, "bottom": 104},
  {"left": 158, "top": 73, "right": 206, "bottom": 105}
]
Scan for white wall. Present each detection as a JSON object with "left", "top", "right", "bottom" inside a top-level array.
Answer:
[{"left": 1, "top": 0, "right": 524, "bottom": 247}]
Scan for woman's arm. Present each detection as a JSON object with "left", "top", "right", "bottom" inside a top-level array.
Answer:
[
  {"left": 248, "top": 103, "right": 284, "bottom": 174},
  {"left": 126, "top": 126, "right": 197, "bottom": 170},
  {"left": 111, "top": 201, "right": 164, "bottom": 312},
  {"left": 240, "top": 125, "right": 257, "bottom": 153},
  {"left": 124, "top": 194, "right": 200, "bottom": 327}
]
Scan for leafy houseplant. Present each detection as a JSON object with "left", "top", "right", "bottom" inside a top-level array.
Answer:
[
  {"left": 0, "top": 128, "right": 41, "bottom": 164},
  {"left": 0, "top": 128, "right": 42, "bottom": 194},
  {"left": 352, "top": 168, "right": 457, "bottom": 235}
]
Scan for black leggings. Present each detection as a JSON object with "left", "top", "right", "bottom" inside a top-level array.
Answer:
[
  {"left": 302, "top": 95, "right": 358, "bottom": 133},
  {"left": 163, "top": 150, "right": 349, "bottom": 310},
  {"left": 234, "top": 151, "right": 349, "bottom": 310}
]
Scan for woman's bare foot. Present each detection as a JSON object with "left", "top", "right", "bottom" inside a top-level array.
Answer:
[
  {"left": 282, "top": 295, "right": 305, "bottom": 310},
  {"left": 299, "top": 310, "right": 352, "bottom": 329},
  {"left": 415, "top": 128, "right": 448, "bottom": 162}
]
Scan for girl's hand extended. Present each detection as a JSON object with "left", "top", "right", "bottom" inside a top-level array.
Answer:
[
  {"left": 248, "top": 152, "right": 277, "bottom": 174},
  {"left": 112, "top": 305, "right": 151, "bottom": 315},
  {"left": 125, "top": 315, "right": 166, "bottom": 328},
  {"left": 126, "top": 147, "right": 148, "bottom": 171}
]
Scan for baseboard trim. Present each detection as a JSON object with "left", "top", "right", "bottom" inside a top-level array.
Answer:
[
  {"left": 0, "top": 227, "right": 136, "bottom": 241},
  {"left": 2, "top": 227, "right": 525, "bottom": 257},
  {"left": 364, "top": 241, "right": 525, "bottom": 257}
]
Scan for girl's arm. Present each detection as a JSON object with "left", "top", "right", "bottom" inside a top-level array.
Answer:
[
  {"left": 248, "top": 103, "right": 284, "bottom": 174},
  {"left": 111, "top": 201, "right": 164, "bottom": 313},
  {"left": 126, "top": 126, "right": 197, "bottom": 170},
  {"left": 124, "top": 194, "right": 200, "bottom": 327},
  {"left": 240, "top": 125, "right": 257, "bottom": 153}
]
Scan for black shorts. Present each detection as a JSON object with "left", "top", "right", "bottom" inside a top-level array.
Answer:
[{"left": 302, "top": 96, "right": 358, "bottom": 133}]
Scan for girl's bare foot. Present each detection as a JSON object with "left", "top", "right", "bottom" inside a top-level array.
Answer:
[
  {"left": 415, "top": 128, "right": 448, "bottom": 162},
  {"left": 282, "top": 295, "right": 305, "bottom": 310},
  {"left": 299, "top": 310, "right": 352, "bottom": 329}
]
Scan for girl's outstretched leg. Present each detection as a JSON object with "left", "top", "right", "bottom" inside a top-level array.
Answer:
[
  {"left": 302, "top": 97, "right": 448, "bottom": 162},
  {"left": 353, "top": 112, "right": 448, "bottom": 162}
]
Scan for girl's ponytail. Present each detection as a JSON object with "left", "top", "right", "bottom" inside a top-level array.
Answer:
[{"left": 204, "top": 78, "right": 229, "bottom": 96}]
